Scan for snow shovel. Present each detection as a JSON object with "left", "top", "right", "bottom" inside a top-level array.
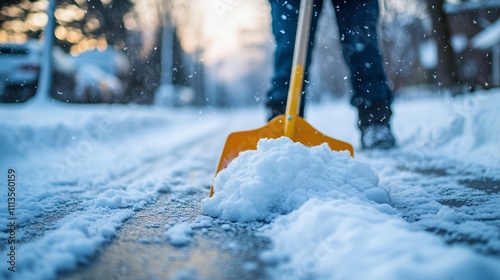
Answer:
[{"left": 209, "top": 0, "right": 353, "bottom": 197}]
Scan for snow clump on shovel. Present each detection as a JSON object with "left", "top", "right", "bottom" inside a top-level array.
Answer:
[{"left": 202, "top": 137, "right": 390, "bottom": 222}]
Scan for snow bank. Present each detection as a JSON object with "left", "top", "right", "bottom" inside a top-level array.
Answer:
[
  {"left": 202, "top": 137, "right": 390, "bottom": 222},
  {"left": 412, "top": 90, "right": 500, "bottom": 173},
  {"left": 0, "top": 102, "right": 169, "bottom": 158}
]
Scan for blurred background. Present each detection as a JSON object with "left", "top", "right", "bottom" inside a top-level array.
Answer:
[{"left": 0, "top": 0, "right": 499, "bottom": 106}]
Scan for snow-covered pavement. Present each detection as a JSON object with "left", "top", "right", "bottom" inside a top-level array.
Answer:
[{"left": 1, "top": 89, "right": 499, "bottom": 279}]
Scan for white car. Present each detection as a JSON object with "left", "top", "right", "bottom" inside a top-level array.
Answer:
[
  {"left": 72, "top": 47, "right": 130, "bottom": 103},
  {"left": 0, "top": 41, "right": 129, "bottom": 103},
  {"left": 0, "top": 40, "right": 41, "bottom": 102}
]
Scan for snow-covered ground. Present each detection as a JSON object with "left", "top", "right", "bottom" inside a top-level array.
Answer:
[{"left": 1, "top": 89, "right": 499, "bottom": 279}]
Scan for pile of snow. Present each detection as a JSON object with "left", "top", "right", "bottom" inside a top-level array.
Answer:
[
  {"left": 202, "top": 137, "right": 500, "bottom": 280},
  {"left": 202, "top": 137, "right": 391, "bottom": 222}
]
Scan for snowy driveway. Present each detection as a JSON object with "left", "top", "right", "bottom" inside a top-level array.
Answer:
[{"left": 1, "top": 90, "right": 499, "bottom": 279}]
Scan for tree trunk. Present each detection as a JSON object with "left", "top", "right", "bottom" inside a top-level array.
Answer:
[{"left": 425, "top": 0, "right": 459, "bottom": 89}]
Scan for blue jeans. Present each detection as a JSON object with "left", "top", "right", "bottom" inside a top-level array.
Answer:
[{"left": 267, "top": 0, "right": 393, "bottom": 117}]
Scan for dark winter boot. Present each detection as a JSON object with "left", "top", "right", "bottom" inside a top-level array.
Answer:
[{"left": 357, "top": 100, "right": 396, "bottom": 149}]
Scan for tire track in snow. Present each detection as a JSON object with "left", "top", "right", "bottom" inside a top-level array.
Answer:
[
  {"left": 0, "top": 113, "right": 236, "bottom": 279},
  {"left": 1, "top": 118, "right": 222, "bottom": 244},
  {"left": 61, "top": 193, "right": 271, "bottom": 280},
  {"left": 60, "top": 115, "right": 272, "bottom": 280}
]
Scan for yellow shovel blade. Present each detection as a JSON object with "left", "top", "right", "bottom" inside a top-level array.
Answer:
[{"left": 209, "top": 115, "right": 354, "bottom": 197}]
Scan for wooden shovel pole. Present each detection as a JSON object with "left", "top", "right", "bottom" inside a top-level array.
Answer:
[{"left": 284, "top": 0, "right": 314, "bottom": 140}]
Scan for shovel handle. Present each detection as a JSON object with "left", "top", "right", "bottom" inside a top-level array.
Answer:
[{"left": 284, "top": 0, "right": 314, "bottom": 140}]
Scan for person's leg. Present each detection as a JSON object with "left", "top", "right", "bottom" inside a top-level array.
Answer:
[
  {"left": 333, "top": 0, "right": 395, "bottom": 148},
  {"left": 266, "top": 0, "right": 324, "bottom": 120}
]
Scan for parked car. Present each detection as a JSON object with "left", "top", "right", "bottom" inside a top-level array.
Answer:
[
  {"left": 72, "top": 47, "right": 131, "bottom": 103},
  {"left": 0, "top": 40, "right": 41, "bottom": 102},
  {"left": 0, "top": 41, "right": 130, "bottom": 103},
  {"left": 0, "top": 40, "right": 78, "bottom": 103}
]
